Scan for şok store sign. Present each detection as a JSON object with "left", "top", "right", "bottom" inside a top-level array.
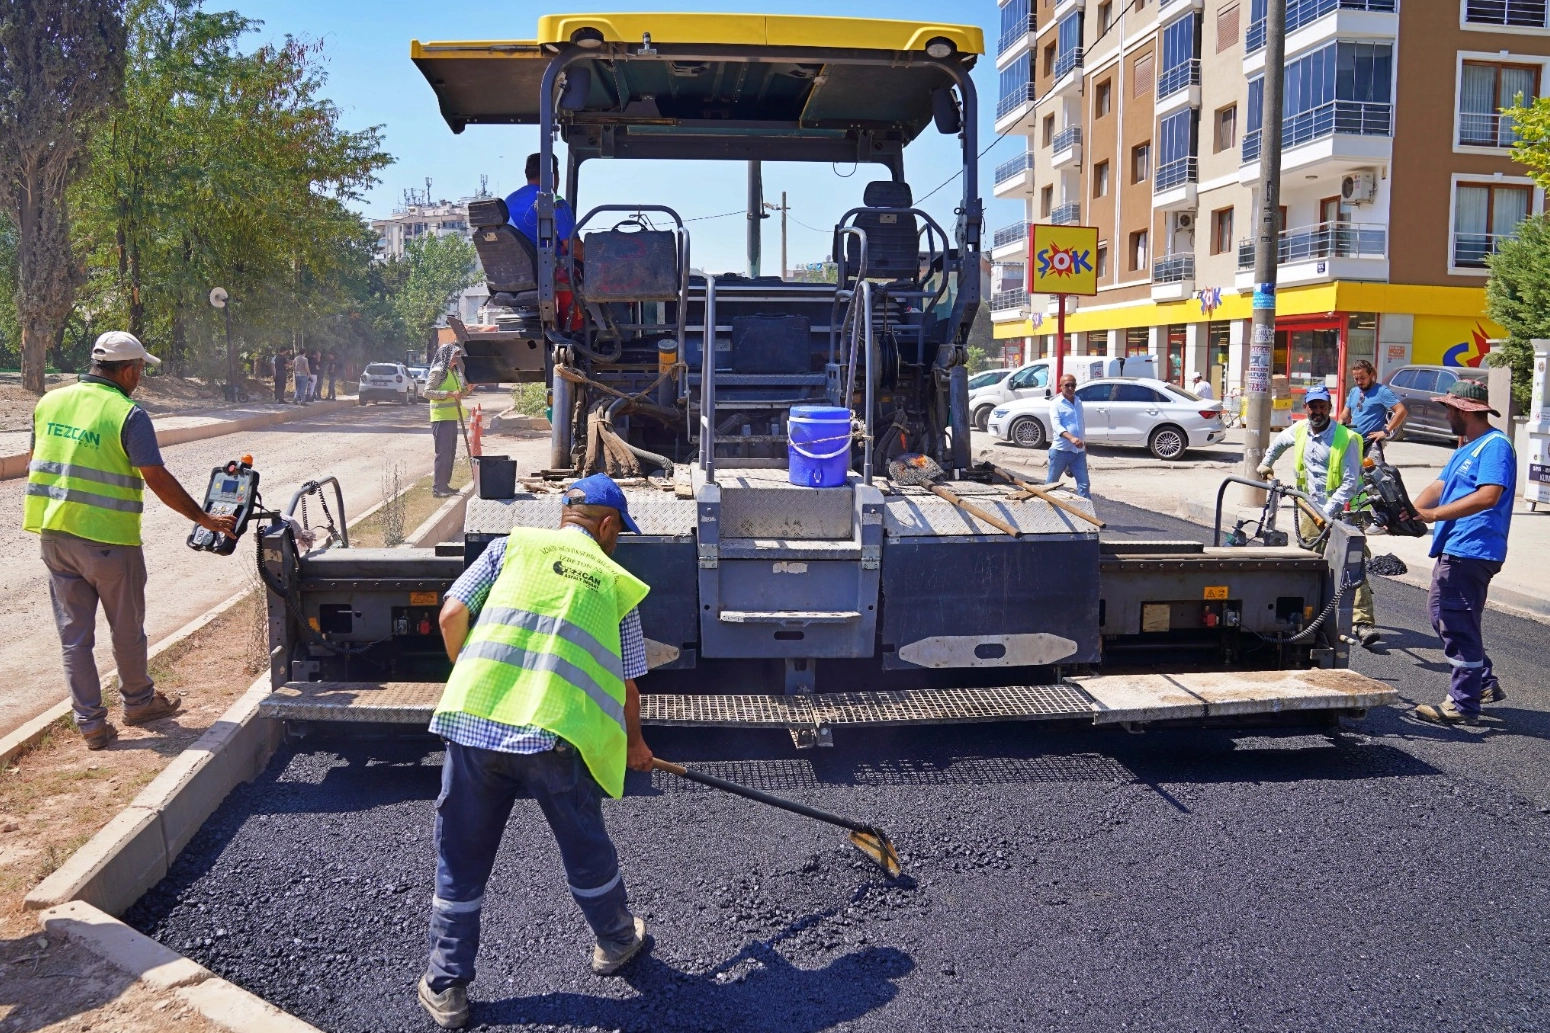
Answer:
[{"left": 1029, "top": 224, "right": 1099, "bottom": 297}]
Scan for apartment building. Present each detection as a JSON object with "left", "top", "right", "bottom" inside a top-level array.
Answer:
[
  {"left": 370, "top": 196, "right": 489, "bottom": 325},
  {"left": 989, "top": 0, "right": 1550, "bottom": 416}
]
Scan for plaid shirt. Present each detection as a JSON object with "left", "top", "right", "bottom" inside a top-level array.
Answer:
[{"left": 428, "top": 527, "right": 648, "bottom": 753}]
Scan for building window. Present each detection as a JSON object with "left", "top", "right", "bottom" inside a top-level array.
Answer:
[
  {"left": 1094, "top": 160, "right": 1111, "bottom": 198},
  {"left": 1057, "top": 13, "right": 1083, "bottom": 71},
  {"left": 1133, "top": 53, "right": 1155, "bottom": 97},
  {"left": 1096, "top": 245, "right": 1109, "bottom": 278},
  {"left": 997, "top": 53, "right": 1033, "bottom": 117},
  {"left": 1043, "top": 41, "right": 1058, "bottom": 78},
  {"left": 1126, "top": 327, "right": 1150, "bottom": 356},
  {"left": 1041, "top": 185, "right": 1055, "bottom": 218},
  {"left": 1216, "top": 3, "right": 1240, "bottom": 53},
  {"left": 1042, "top": 114, "right": 1056, "bottom": 146},
  {"left": 1099, "top": 0, "right": 1114, "bottom": 31},
  {"left": 1096, "top": 79, "right": 1113, "bottom": 117},
  {"left": 1160, "top": 13, "right": 1199, "bottom": 82},
  {"left": 1211, "top": 207, "right": 1234, "bottom": 255},
  {"left": 999, "top": 0, "right": 1031, "bottom": 54},
  {"left": 1465, "top": 0, "right": 1550, "bottom": 29},
  {"left": 1454, "top": 181, "right": 1533, "bottom": 268},
  {"left": 1156, "top": 110, "right": 1197, "bottom": 189},
  {"left": 1130, "top": 229, "right": 1149, "bottom": 271},
  {"left": 1131, "top": 142, "right": 1152, "bottom": 183},
  {"left": 1215, "top": 104, "right": 1238, "bottom": 151},
  {"left": 1283, "top": 42, "right": 1394, "bottom": 145},
  {"left": 1460, "top": 62, "right": 1539, "bottom": 148}
]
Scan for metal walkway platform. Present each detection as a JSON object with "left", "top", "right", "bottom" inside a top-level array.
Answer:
[{"left": 257, "top": 669, "right": 1395, "bottom": 734}]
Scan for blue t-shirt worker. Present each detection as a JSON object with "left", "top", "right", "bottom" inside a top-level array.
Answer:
[
  {"left": 1339, "top": 359, "right": 1407, "bottom": 449},
  {"left": 1409, "top": 380, "right": 1516, "bottom": 725},
  {"left": 503, "top": 152, "right": 576, "bottom": 248},
  {"left": 1045, "top": 373, "right": 1089, "bottom": 498}
]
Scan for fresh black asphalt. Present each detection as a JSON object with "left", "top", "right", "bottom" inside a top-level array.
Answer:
[{"left": 127, "top": 496, "right": 1550, "bottom": 1032}]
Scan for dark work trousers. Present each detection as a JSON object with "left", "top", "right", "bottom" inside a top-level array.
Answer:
[
  {"left": 272, "top": 373, "right": 285, "bottom": 403},
  {"left": 1427, "top": 554, "right": 1502, "bottom": 714},
  {"left": 426, "top": 739, "right": 634, "bottom": 991},
  {"left": 41, "top": 532, "right": 156, "bottom": 732},
  {"left": 432, "top": 420, "right": 459, "bottom": 494}
]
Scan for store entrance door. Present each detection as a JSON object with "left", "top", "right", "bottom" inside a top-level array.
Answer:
[{"left": 1277, "top": 318, "right": 1344, "bottom": 415}]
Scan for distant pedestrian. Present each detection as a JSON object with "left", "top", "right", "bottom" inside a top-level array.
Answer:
[
  {"left": 325, "top": 353, "right": 338, "bottom": 400},
  {"left": 272, "top": 351, "right": 289, "bottom": 404},
  {"left": 25, "top": 332, "right": 237, "bottom": 750},
  {"left": 1410, "top": 381, "right": 1516, "bottom": 726},
  {"left": 1046, "top": 373, "right": 1089, "bottom": 498},
  {"left": 291, "top": 351, "right": 311, "bottom": 404},
  {"left": 306, "top": 351, "right": 322, "bottom": 401},
  {"left": 425, "top": 343, "right": 473, "bottom": 497},
  {"left": 1190, "top": 371, "right": 1214, "bottom": 400}
]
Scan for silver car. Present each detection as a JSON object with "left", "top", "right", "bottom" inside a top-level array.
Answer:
[
  {"left": 986, "top": 377, "right": 1227, "bottom": 459},
  {"left": 1385, "top": 365, "right": 1487, "bottom": 443}
]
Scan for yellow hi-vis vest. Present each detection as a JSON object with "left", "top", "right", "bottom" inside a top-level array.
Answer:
[
  {"left": 23, "top": 380, "right": 146, "bottom": 546},
  {"left": 429, "top": 368, "right": 466, "bottom": 423},
  {"left": 1293, "top": 419, "right": 1360, "bottom": 499},
  {"left": 433, "top": 527, "right": 650, "bottom": 797}
]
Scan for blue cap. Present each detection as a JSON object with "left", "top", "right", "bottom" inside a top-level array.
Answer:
[
  {"left": 565, "top": 473, "right": 641, "bottom": 533},
  {"left": 1303, "top": 386, "right": 1333, "bottom": 407}
]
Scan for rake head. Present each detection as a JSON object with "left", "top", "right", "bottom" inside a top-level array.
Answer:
[
  {"left": 848, "top": 828, "right": 903, "bottom": 879},
  {"left": 886, "top": 452, "right": 944, "bottom": 488}
]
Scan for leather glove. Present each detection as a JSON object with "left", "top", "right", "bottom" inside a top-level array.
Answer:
[{"left": 1255, "top": 466, "right": 1273, "bottom": 480}]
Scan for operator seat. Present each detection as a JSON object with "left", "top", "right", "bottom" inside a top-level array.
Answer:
[
  {"left": 844, "top": 181, "right": 920, "bottom": 286},
  {"left": 466, "top": 197, "right": 539, "bottom": 308}
]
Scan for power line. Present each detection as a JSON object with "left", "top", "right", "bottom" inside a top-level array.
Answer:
[{"left": 683, "top": 208, "right": 746, "bottom": 223}]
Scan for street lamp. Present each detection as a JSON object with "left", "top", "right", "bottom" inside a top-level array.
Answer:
[{"left": 209, "top": 287, "right": 238, "bottom": 401}]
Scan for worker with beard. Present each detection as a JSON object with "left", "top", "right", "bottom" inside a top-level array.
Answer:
[{"left": 1257, "top": 386, "right": 1380, "bottom": 648}]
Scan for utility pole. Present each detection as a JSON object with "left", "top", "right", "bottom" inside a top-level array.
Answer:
[
  {"left": 1240, "top": 0, "right": 1286, "bottom": 506},
  {"left": 747, "top": 160, "right": 764, "bottom": 278}
]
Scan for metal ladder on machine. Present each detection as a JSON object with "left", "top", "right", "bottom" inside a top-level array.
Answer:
[{"left": 691, "top": 273, "right": 884, "bottom": 747}]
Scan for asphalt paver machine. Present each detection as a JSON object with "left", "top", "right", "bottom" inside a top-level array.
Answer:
[{"left": 259, "top": 13, "right": 1395, "bottom": 745}]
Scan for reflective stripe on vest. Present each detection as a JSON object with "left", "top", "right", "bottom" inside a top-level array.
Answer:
[
  {"left": 432, "top": 527, "right": 650, "bottom": 798},
  {"left": 23, "top": 381, "right": 145, "bottom": 546},
  {"left": 429, "top": 369, "right": 465, "bottom": 423},
  {"left": 1292, "top": 420, "right": 1358, "bottom": 497}
]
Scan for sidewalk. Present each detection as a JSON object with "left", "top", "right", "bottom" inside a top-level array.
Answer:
[{"left": 974, "top": 427, "right": 1550, "bottom": 623}]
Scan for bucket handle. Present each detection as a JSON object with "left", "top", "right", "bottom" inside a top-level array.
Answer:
[{"left": 791, "top": 433, "right": 853, "bottom": 460}]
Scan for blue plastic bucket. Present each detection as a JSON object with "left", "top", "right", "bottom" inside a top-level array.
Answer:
[{"left": 787, "top": 405, "right": 853, "bottom": 487}]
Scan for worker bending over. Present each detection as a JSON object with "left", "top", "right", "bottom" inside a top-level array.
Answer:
[
  {"left": 25, "top": 332, "right": 237, "bottom": 750},
  {"left": 1258, "top": 386, "right": 1381, "bottom": 648},
  {"left": 419, "top": 474, "right": 655, "bottom": 1029}
]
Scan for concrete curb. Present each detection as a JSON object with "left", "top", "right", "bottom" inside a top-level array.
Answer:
[
  {"left": 0, "top": 398, "right": 357, "bottom": 481},
  {"left": 25, "top": 674, "right": 282, "bottom": 915},
  {"left": 41, "top": 900, "right": 324, "bottom": 1032},
  {"left": 404, "top": 482, "right": 474, "bottom": 548}
]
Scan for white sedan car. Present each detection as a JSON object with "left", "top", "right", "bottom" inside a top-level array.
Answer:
[{"left": 986, "top": 377, "right": 1226, "bottom": 460}]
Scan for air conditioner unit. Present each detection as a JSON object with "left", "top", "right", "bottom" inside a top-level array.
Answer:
[
  {"left": 1341, "top": 172, "right": 1378, "bottom": 205},
  {"left": 1176, "top": 212, "right": 1194, "bottom": 229}
]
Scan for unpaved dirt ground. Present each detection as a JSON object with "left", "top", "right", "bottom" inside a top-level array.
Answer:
[{"left": 0, "top": 374, "right": 271, "bottom": 435}]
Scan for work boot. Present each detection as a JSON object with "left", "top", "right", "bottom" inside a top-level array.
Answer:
[
  {"left": 592, "top": 917, "right": 648, "bottom": 976},
  {"left": 124, "top": 692, "right": 182, "bottom": 726},
  {"left": 82, "top": 724, "right": 118, "bottom": 751},
  {"left": 417, "top": 975, "right": 469, "bottom": 1030},
  {"left": 1413, "top": 698, "right": 1479, "bottom": 727},
  {"left": 1481, "top": 683, "right": 1506, "bottom": 705},
  {"left": 1353, "top": 623, "right": 1382, "bottom": 648}
]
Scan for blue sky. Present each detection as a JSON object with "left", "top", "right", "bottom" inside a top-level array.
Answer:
[{"left": 235, "top": 0, "right": 1021, "bottom": 273}]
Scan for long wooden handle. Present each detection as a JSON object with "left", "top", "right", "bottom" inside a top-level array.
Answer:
[
  {"left": 651, "top": 758, "right": 876, "bottom": 835},
  {"left": 991, "top": 466, "right": 1105, "bottom": 528},
  {"left": 928, "top": 484, "right": 1023, "bottom": 538},
  {"left": 1293, "top": 495, "right": 1328, "bottom": 529}
]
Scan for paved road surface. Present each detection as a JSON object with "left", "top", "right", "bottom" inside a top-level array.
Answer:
[
  {"left": 1, "top": 403, "right": 443, "bottom": 736},
  {"left": 129, "top": 497, "right": 1550, "bottom": 1032}
]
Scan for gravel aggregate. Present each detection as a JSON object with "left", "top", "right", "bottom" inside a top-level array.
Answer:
[{"left": 128, "top": 497, "right": 1550, "bottom": 1032}]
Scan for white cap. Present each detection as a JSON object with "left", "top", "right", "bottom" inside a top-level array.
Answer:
[
  {"left": 92, "top": 331, "right": 161, "bottom": 366},
  {"left": 1190, "top": 370, "right": 1202, "bottom": 379}
]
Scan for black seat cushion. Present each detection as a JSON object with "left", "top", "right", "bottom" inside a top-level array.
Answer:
[
  {"left": 473, "top": 223, "right": 538, "bottom": 294},
  {"left": 846, "top": 181, "right": 919, "bottom": 283},
  {"left": 467, "top": 197, "right": 511, "bottom": 229}
]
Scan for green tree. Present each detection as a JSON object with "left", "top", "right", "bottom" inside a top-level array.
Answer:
[
  {"left": 1485, "top": 213, "right": 1550, "bottom": 410},
  {"left": 0, "top": 0, "right": 128, "bottom": 393},
  {"left": 0, "top": 221, "right": 18, "bottom": 366},
  {"left": 393, "top": 232, "right": 478, "bottom": 351},
  {"left": 1507, "top": 95, "right": 1550, "bottom": 189}
]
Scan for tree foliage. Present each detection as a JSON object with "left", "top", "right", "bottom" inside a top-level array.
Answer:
[
  {"left": 392, "top": 232, "right": 478, "bottom": 351},
  {"left": 0, "top": 0, "right": 128, "bottom": 393},
  {"left": 1507, "top": 96, "right": 1550, "bottom": 191},
  {"left": 1484, "top": 212, "right": 1550, "bottom": 410}
]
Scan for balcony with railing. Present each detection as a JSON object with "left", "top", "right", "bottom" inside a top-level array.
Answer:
[
  {"left": 991, "top": 288, "right": 1031, "bottom": 320},
  {"left": 994, "top": 152, "right": 1036, "bottom": 187},
  {"left": 995, "top": 82, "right": 1037, "bottom": 124},
  {"left": 1463, "top": 0, "right": 1546, "bottom": 29},
  {"left": 1153, "top": 156, "right": 1199, "bottom": 209},
  {"left": 998, "top": 15, "right": 1036, "bottom": 57},
  {"left": 1052, "top": 125, "right": 1083, "bottom": 169},
  {"left": 1459, "top": 111, "right": 1523, "bottom": 149},
  {"left": 1235, "top": 221, "right": 1387, "bottom": 285},
  {"left": 1054, "top": 48, "right": 1084, "bottom": 83},
  {"left": 992, "top": 221, "right": 1029, "bottom": 252},
  {"left": 1453, "top": 232, "right": 1512, "bottom": 269},
  {"left": 1241, "top": 101, "right": 1392, "bottom": 172},
  {"left": 1247, "top": 0, "right": 1399, "bottom": 54},
  {"left": 1157, "top": 59, "right": 1201, "bottom": 102},
  {"left": 1154, "top": 254, "right": 1196, "bottom": 282},
  {"left": 1051, "top": 202, "right": 1081, "bottom": 225}
]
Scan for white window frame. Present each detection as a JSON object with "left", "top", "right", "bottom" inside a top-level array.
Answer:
[
  {"left": 1446, "top": 172, "right": 1544, "bottom": 276},
  {"left": 1460, "top": 0, "right": 1550, "bottom": 35},
  {"left": 1452, "top": 50, "right": 1550, "bottom": 155}
]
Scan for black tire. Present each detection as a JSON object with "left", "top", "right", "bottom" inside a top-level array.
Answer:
[
  {"left": 357, "top": 398, "right": 366, "bottom": 406},
  {"left": 1009, "top": 416, "right": 1047, "bottom": 449},
  {"left": 1148, "top": 423, "right": 1188, "bottom": 460},
  {"left": 973, "top": 404, "right": 994, "bottom": 432}
]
